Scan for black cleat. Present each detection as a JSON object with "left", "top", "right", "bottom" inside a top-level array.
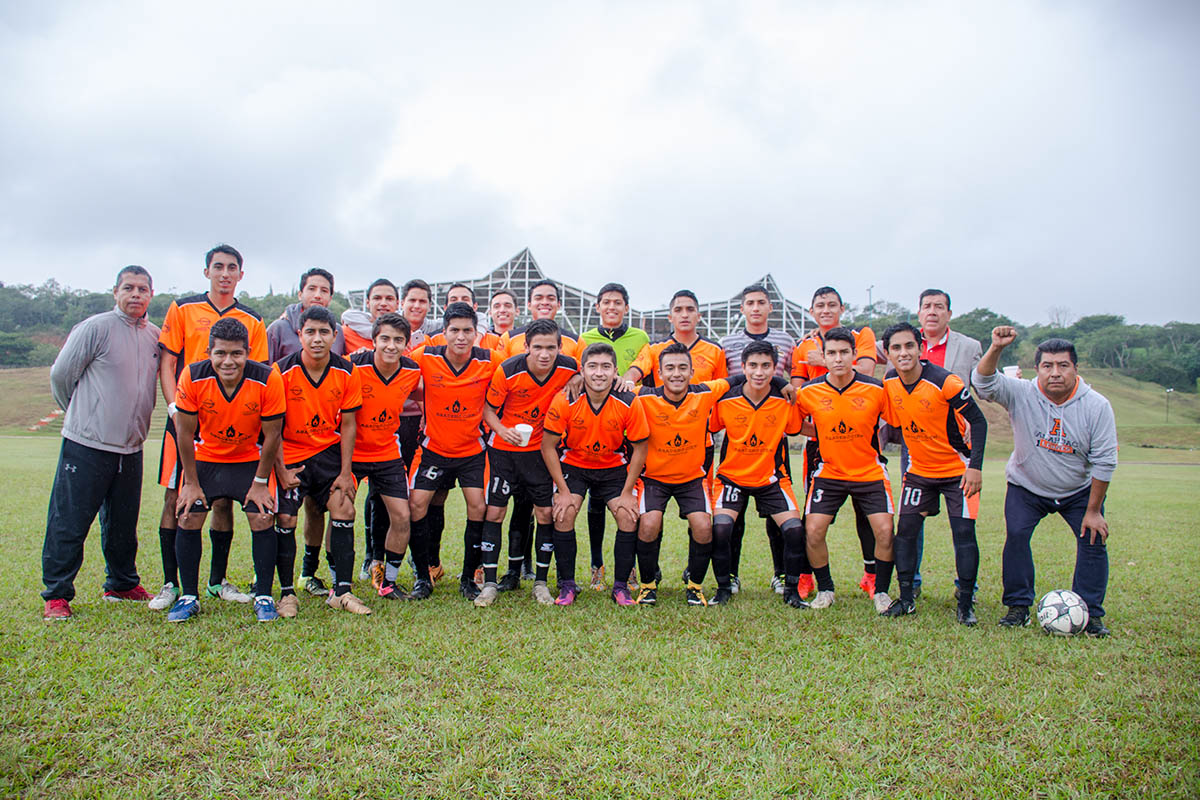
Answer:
[
  {"left": 998, "top": 606, "right": 1031, "bottom": 628},
  {"left": 912, "top": 585, "right": 922, "bottom": 600},
  {"left": 685, "top": 583, "right": 707, "bottom": 606},
  {"left": 882, "top": 598, "right": 916, "bottom": 617},
  {"left": 709, "top": 586, "right": 733, "bottom": 606},
  {"left": 409, "top": 579, "right": 433, "bottom": 600},
  {"left": 681, "top": 566, "right": 690, "bottom": 585},
  {"left": 956, "top": 604, "right": 978, "bottom": 627},
  {"left": 654, "top": 568, "right": 662, "bottom": 585},
  {"left": 635, "top": 584, "right": 657, "bottom": 605},
  {"left": 1084, "top": 617, "right": 1110, "bottom": 638},
  {"left": 459, "top": 577, "right": 481, "bottom": 601},
  {"left": 782, "top": 587, "right": 810, "bottom": 609},
  {"left": 497, "top": 572, "right": 521, "bottom": 592}
]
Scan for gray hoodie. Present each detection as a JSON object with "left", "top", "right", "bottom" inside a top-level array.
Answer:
[
  {"left": 51, "top": 306, "right": 161, "bottom": 454},
  {"left": 972, "top": 369, "right": 1117, "bottom": 499},
  {"left": 266, "top": 302, "right": 345, "bottom": 364}
]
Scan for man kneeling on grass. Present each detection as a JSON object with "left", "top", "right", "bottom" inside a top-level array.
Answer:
[{"left": 171, "top": 319, "right": 286, "bottom": 622}]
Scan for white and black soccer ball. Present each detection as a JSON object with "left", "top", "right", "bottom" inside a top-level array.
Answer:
[{"left": 1037, "top": 589, "right": 1089, "bottom": 636}]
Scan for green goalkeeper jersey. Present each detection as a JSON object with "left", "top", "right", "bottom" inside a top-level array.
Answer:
[{"left": 578, "top": 324, "right": 650, "bottom": 374}]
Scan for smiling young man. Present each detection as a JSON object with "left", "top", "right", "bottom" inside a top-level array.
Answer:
[
  {"left": 427, "top": 284, "right": 502, "bottom": 351},
  {"left": 170, "top": 318, "right": 286, "bottom": 623},
  {"left": 488, "top": 290, "right": 518, "bottom": 339},
  {"left": 623, "top": 290, "right": 727, "bottom": 387},
  {"left": 881, "top": 322, "right": 987, "bottom": 625},
  {"left": 500, "top": 279, "right": 582, "bottom": 360},
  {"left": 266, "top": 268, "right": 345, "bottom": 364},
  {"left": 342, "top": 278, "right": 399, "bottom": 355}
]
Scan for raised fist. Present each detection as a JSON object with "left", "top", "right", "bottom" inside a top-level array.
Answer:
[{"left": 991, "top": 326, "right": 1018, "bottom": 348}]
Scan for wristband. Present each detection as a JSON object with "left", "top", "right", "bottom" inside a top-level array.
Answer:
[
  {"left": 253, "top": 476, "right": 269, "bottom": 484},
  {"left": 167, "top": 402, "right": 177, "bottom": 417}
]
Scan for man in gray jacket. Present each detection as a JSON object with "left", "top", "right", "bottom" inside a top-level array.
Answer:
[
  {"left": 974, "top": 326, "right": 1117, "bottom": 636},
  {"left": 41, "top": 266, "right": 162, "bottom": 619},
  {"left": 266, "top": 267, "right": 345, "bottom": 363}
]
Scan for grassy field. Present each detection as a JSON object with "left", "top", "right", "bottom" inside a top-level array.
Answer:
[{"left": 3, "top": 366, "right": 1200, "bottom": 797}]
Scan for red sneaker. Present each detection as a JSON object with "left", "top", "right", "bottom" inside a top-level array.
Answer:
[
  {"left": 858, "top": 571, "right": 876, "bottom": 597},
  {"left": 103, "top": 584, "right": 153, "bottom": 602},
  {"left": 796, "top": 573, "right": 816, "bottom": 600},
  {"left": 44, "top": 598, "right": 72, "bottom": 620}
]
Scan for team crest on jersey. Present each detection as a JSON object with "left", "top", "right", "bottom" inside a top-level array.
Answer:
[
  {"left": 734, "top": 413, "right": 748, "bottom": 425},
  {"left": 918, "top": 398, "right": 932, "bottom": 410},
  {"left": 819, "top": 397, "right": 834, "bottom": 410},
  {"left": 746, "top": 433, "right": 762, "bottom": 447},
  {"left": 201, "top": 399, "right": 215, "bottom": 411},
  {"left": 446, "top": 399, "right": 464, "bottom": 414},
  {"left": 604, "top": 419, "right": 619, "bottom": 431},
  {"left": 374, "top": 409, "right": 392, "bottom": 424},
  {"left": 243, "top": 401, "right": 259, "bottom": 414},
  {"left": 290, "top": 385, "right": 303, "bottom": 396},
  {"left": 361, "top": 384, "right": 375, "bottom": 398},
  {"left": 309, "top": 414, "right": 323, "bottom": 428},
  {"left": 827, "top": 420, "right": 856, "bottom": 440},
  {"left": 765, "top": 413, "right": 777, "bottom": 426},
  {"left": 653, "top": 411, "right": 669, "bottom": 423},
  {"left": 528, "top": 407, "right": 540, "bottom": 419},
  {"left": 850, "top": 397, "right": 866, "bottom": 410},
  {"left": 329, "top": 388, "right": 342, "bottom": 402}
]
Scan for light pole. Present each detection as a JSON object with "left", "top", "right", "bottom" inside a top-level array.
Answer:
[
  {"left": 1166, "top": 388, "right": 1174, "bottom": 422},
  {"left": 866, "top": 285, "right": 875, "bottom": 316}
]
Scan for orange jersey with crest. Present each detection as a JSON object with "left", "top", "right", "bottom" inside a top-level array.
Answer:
[
  {"left": 710, "top": 383, "right": 803, "bottom": 488},
  {"left": 796, "top": 373, "right": 889, "bottom": 482},
  {"left": 791, "top": 326, "right": 878, "bottom": 382},
  {"left": 411, "top": 345, "right": 504, "bottom": 458},
  {"left": 631, "top": 336, "right": 727, "bottom": 386},
  {"left": 544, "top": 389, "right": 649, "bottom": 470},
  {"left": 273, "top": 353, "right": 363, "bottom": 463},
  {"left": 426, "top": 329, "right": 503, "bottom": 352},
  {"left": 159, "top": 294, "right": 268, "bottom": 376},
  {"left": 174, "top": 359, "right": 285, "bottom": 463},
  {"left": 637, "top": 379, "right": 729, "bottom": 483},
  {"left": 485, "top": 353, "right": 578, "bottom": 452},
  {"left": 499, "top": 327, "right": 582, "bottom": 360},
  {"left": 349, "top": 350, "right": 421, "bottom": 462},
  {"left": 883, "top": 362, "right": 982, "bottom": 478}
]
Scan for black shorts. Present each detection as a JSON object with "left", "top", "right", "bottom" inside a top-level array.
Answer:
[
  {"left": 806, "top": 476, "right": 894, "bottom": 517},
  {"left": 713, "top": 475, "right": 798, "bottom": 518},
  {"left": 486, "top": 448, "right": 552, "bottom": 507},
  {"left": 353, "top": 459, "right": 410, "bottom": 500},
  {"left": 158, "top": 416, "right": 181, "bottom": 490},
  {"left": 410, "top": 448, "right": 486, "bottom": 492},
  {"left": 192, "top": 460, "right": 271, "bottom": 514},
  {"left": 277, "top": 444, "right": 343, "bottom": 516},
  {"left": 899, "top": 473, "right": 978, "bottom": 520},
  {"left": 639, "top": 476, "right": 711, "bottom": 517},
  {"left": 561, "top": 464, "right": 627, "bottom": 505}
]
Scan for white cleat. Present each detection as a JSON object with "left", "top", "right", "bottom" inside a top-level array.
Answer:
[
  {"left": 474, "top": 582, "right": 500, "bottom": 607},
  {"left": 873, "top": 591, "right": 893, "bottom": 614},
  {"left": 148, "top": 582, "right": 179, "bottom": 611},
  {"left": 207, "top": 580, "right": 252, "bottom": 604},
  {"left": 531, "top": 581, "right": 554, "bottom": 605},
  {"left": 811, "top": 590, "right": 836, "bottom": 609}
]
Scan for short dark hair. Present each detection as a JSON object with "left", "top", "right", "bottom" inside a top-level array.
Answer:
[
  {"left": 524, "top": 318, "right": 561, "bottom": 345},
  {"left": 442, "top": 301, "right": 477, "bottom": 330},
  {"left": 300, "top": 268, "right": 334, "bottom": 293},
  {"left": 372, "top": 312, "right": 411, "bottom": 343},
  {"left": 811, "top": 286, "right": 843, "bottom": 306},
  {"left": 596, "top": 282, "right": 629, "bottom": 305},
  {"left": 883, "top": 321, "right": 922, "bottom": 351},
  {"left": 1035, "top": 338, "right": 1078, "bottom": 366},
  {"left": 446, "top": 282, "right": 474, "bottom": 304},
  {"left": 919, "top": 288, "right": 950, "bottom": 310},
  {"left": 299, "top": 305, "right": 336, "bottom": 330},
  {"left": 402, "top": 279, "right": 431, "bottom": 301},
  {"left": 208, "top": 317, "right": 249, "bottom": 351},
  {"left": 529, "top": 279, "right": 559, "bottom": 301},
  {"left": 670, "top": 289, "right": 699, "bottom": 308},
  {"left": 367, "top": 278, "right": 397, "bottom": 298},
  {"left": 490, "top": 289, "right": 516, "bottom": 305},
  {"left": 205, "top": 243, "right": 243, "bottom": 269},
  {"left": 741, "top": 284, "right": 769, "bottom": 302},
  {"left": 660, "top": 341, "right": 692, "bottom": 364},
  {"left": 741, "top": 340, "right": 778, "bottom": 365},
  {"left": 822, "top": 326, "right": 855, "bottom": 352},
  {"left": 114, "top": 265, "right": 152, "bottom": 290},
  {"left": 581, "top": 341, "right": 617, "bottom": 367}
]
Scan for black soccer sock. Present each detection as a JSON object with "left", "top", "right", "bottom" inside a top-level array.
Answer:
[
  {"left": 856, "top": 512, "right": 876, "bottom": 574},
  {"left": 535, "top": 522, "right": 555, "bottom": 582},
  {"left": 481, "top": 520, "right": 503, "bottom": 584},
  {"left": 207, "top": 528, "right": 233, "bottom": 587},
  {"left": 509, "top": 497, "right": 534, "bottom": 574},
  {"left": 814, "top": 564, "right": 835, "bottom": 593},
  {"left": 159, "top": 526, "right": 178, "bottom": 586},
  {"left": 688, "top": 538, "right": 714, "bottom": 584},
  {"left": 251, "top": 527, "right": 276, "bottom": 598},
  {"left": 368, "top": 491, "right": 388, "bottom": 561},
  {"left": 428, "top": 503, "right": 446, "bottom": 567},
  {"left": 275, "top": 525, "right": 297, "bottom": 596},
  {"left": 780, "top": 517, "right": 808, "bottom": 580},
  {"left": 895, "top": 514, "right": 920, "bottom": 603},
  {"left": 461, "top": 519, "right": 484, "bottom": 580},
  {"left": 613, "top": 530, "right": 636, "bottom": 588},
  {"left": 553, "top": 528, "right": 577, "bottom": 584},
  {"left": 950, "top": 517, "right": 980, "bottom": 608},
  {"left": 875, "top": 559, "right": 895, "bottom": 595},
  {"left": 711, "top": 515, "right": 734, "bottom": 588},
  {"left": 174, "top": 527, "right": 203, "bottom": 597},
  {"left": 766, "top": 516, "right": 785, "bottom": 576},
  {"left": 325, "top": 548, "right": 337, "bottom": 587},
  {"left": 636, "top": 537, "right": 658, "bottom": 585},
  {"left": 588, "top": 508, "right": 606, "bottom": 568},
  {"left": 301, "top": 544, "right": 321, "bottom": 578},
  {"left": 729, "top": 513, "right": 746, "bottom": 576},
  {"left": 408, "top": 515, "right": 431, "bottom": 583},
  {"left": 330, "top": 519, "right": 355, "bottom": 596},
  {"left": 384, "top": 548, "right": 405, "bottom": 585}
]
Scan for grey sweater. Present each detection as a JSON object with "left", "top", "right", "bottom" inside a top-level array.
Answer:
[
  {"left": 972, "top": 369, "right": 1117, "bottom": 499},
  {"left": 51, "top": 306, "right": 161, "bottom": 454}
]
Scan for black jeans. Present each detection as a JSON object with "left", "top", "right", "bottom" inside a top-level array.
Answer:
[{"left": 41, "top": 439, "right": 143, "bottom": 601}]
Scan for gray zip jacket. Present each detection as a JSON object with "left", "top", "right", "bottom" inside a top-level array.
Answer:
[
  {"left": 266, "top": 302, "right": 345, "bottom": 364},
  {"left": 972, "top": 369, "right": 1117, "bottom": 499},
  {"left": 51, "top": 306, "right": 161, "bottom": 454}
]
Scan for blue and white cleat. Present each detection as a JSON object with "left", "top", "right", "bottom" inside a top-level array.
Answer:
[
  {"left": 167, "top": 595, "right": 200, "bottom": 623},
  {"left": 253, "top": 596, "right": 279, "bottom": 622}
]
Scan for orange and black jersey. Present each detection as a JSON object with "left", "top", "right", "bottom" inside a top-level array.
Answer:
[
  {"left": 174, "top": 359, "right": 285, "bottom": 463},
  {"left": 630, "top": 336, "right": 728, "bottom": 386},
  {"left": 486, "top": 353, "right": 578, "bottom": 452},
  {"left": 544, "top": 389, "right": 650, "bottom": 470},
  {"left": 411, "top": 345, "right": 505, "bottom": 458},
  {"left": 273, "top": 352, "right": 363, "bottom": 463},
  {"left": 791, "top": 326, "right": 878, "bottom": 382},
  {"left": 710, "top": 381, "right": 803, "bottom": 488},
  {"left": 159, "top": 293, "right": 268, "bottom": 377},
  {"left": 796, "top": 373, "right": 888, "bottom": 483},
  {"left": 637, "top": 379, "right": 729, "bottom": 483},
  {"left": 499, "top": 326, "right": 582, "bottom": 360},
  {"left": 349, "top": 350, "right": 422, "bottom": 462},
  {"left": 883, "top": 361, "right": 986, "bottom": 478}
]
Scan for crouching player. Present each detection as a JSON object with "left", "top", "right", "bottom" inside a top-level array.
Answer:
[
  {"left": 349, "top": 313, "right": 422, "bottom": 600},
  {"left": 170, "top": 318, "right": 286, "bottom": 622},
  {"left": 882, "top": 322, "right": 987, "bottom": 624},
  {"left": 795, "top": 328, "right": 895, "bottom": 613},
  {"left": 542, "top": 342, "right": 649, "bottom": 606},
  {"left": 709, "top": 341, "right": 807, "bottom": 607},
  {"left": 632, "top": 342, "right": 730, "bottom": 606},
  {"left": 482, "top": 319, "right": 578, "bottom": 606},
  {"left": 273, "top": 306, "right": 368, "bottom": 616}
]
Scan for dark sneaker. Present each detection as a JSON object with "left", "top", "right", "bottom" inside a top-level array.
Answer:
[
  {"left": 520, "top": 565, "right": 536, "bottom": 582},
  {"left": 43, "top": 598, "right": 72, "bottom": 620},
  {"left": 167, "top": 596, "right": 201, "bottom": 623},
  {"left": 685, "top": 582, "right": 707, "bottom": 606},
  {"left": 554, "top": 580, "right": 579, "bottom": 606},
  {"left": 254, "top": 596, "right": 279, "bottom": 622},
  {"left": 882, "top": 598, "right": 916, "bottom": 617},
  {"left": 300, "top": 575, "right": 329, "bottom": 597},
  {"left": 998, "top": 606, "right": 1031, "bottom": 628},
  {"left": 635, "top": 584, "right": 657, "bottom": 605},
  {"left": 957, "top": 604, "right": 978, "bottom": 627},
  {"left": 709, "top": 586, "right": 733, "bottom": 606},
  {"left": 377, "top": 582, "right": 410, "bottom": 601},
  {"left": 782, "top": 586, "right": 810, "bottom": 609},
  {"left": 913, "top": 584, "right": 922, "bottom": 600},
  {"left": 1084, "top": 617, "right": 1110, "bottom": 638},
  {"left": 497, "top": 572, "right": 521, "bottom": 592},
  {"left": 729, "top": 575, "right": 741, "bottom": 595},
  {"left": 459, "top": 577, "right": 481, "bottom": 601},
  {"left": 103, "top": 585, "right": 153, "bottom": 602},
  {"left": 681, "top": 566, "right": 690, "bottom": 585},
  {"left": 409, "top": 579, "right": 433, "bottom": 600}
]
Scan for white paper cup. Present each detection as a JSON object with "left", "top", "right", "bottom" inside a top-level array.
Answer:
[
  {"left": 1002, "top": 365, "right": 1020, "bottom": 378},
  {"left": 514, "top": 423, "right": 534, "bottom": 447}
]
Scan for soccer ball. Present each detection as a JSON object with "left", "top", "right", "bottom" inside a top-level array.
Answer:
[{"left": 1037, "top": 589, "right": 1089, "bottom": 636}]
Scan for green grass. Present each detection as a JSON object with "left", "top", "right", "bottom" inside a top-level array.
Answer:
[{"left": 2, "top": 433, "right": 1199, "bottom": 798}]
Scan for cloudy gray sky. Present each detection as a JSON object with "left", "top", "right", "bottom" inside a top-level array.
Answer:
[{"left": 2, "top": 1, "right": 1197, "bottom": 324}]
